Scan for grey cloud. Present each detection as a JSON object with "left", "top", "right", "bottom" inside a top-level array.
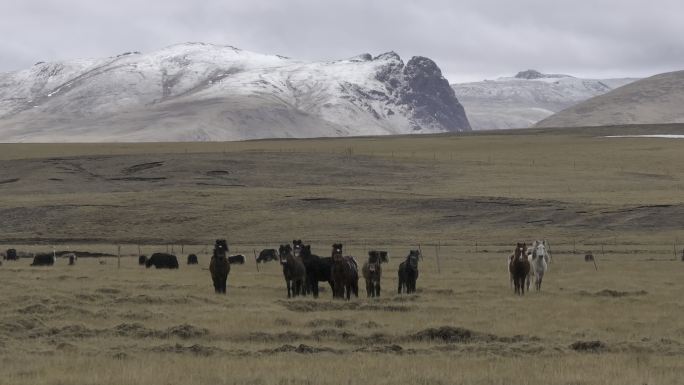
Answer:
[{"left": 1, "top": 0, "right": 682, "bottom": 82}]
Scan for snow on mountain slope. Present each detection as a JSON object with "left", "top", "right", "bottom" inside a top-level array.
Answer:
[
  {"left": 451, "top": 70, "right": 637, "bottom": 130},
  {"left": 0, "top": 43, "right": 470, "bottom": 142}
]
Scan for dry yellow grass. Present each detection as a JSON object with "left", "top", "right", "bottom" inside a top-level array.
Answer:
[
  {"left": 1, "top": 124, "right": 683, "bottom": 384},
  {"left": 0, "top": 251, "right": 682, "bottom": 385}
]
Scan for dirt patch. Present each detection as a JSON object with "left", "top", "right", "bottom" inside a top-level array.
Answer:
[
  {"left": 0, "top": 317, "right": 46, "bottom": 334},
  {"left": 150, "top": 343, "right": 224, "bottom": 356},
  {"left": 570, "top": 340, "right": 606, "bottom": 352},
  {"left": 279, "top": 300, "right": 414, "bottom": 313},
  {"left": 123, "top": 161, "right": 164, "bottom": 174},
  {"left": 411, "top": 326, "right": 485, "bottom": 343},
  {"left": 354, "top": 344, "right": 407, "bottom": 354},
  {"left": 359, "top": 321, "right": 382, "bottom": 329},
  {"left": 108, "top": 177, "right": 167, "bottom": 181},
  {"left": 206, "top": 170, "right": 230, "bottom": 176},
  {"left": 18, "top": 304, "right": 53, "bottom": 315},
  {"left": 96, "top": 288, "right": 121, "bottom": 295},
  {"left": 166, "top": 324, "right": 209, "bottom": 339},
  {"left": 305, "top": 319, "right": 353, "bottom": 328},
  {"left": 582, "top": 289, "right": 648, "bottom": 297},
  {"left": 266, "top": 344, "right": 340, "bottom": 354},
  {"left": 112, "top": 323, "right": 208, "bottom": 339}
]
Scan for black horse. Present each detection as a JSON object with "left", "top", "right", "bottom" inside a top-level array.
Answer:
[
  {"left": 362, "top": 250, "right": 384, "bottom": 297},
  {"left": 298, "top": 243, "right": 333, "bottom": 298},
  {"left": 138, "top": 255, "right": 147, "bottom": 265},
  {"left": 209, "top": 239, "right": 230, "bottom": 294},
  {"left": 280, "top": 244, "right": 306, "bottom": 298},
  {"left": 398, "top": 250, "right": 421, "bottom": 294},
  {"left": 330, "top": 243, "right": 359, "bottom": 300}
]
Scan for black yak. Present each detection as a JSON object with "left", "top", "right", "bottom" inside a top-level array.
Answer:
[
  {"left": 187, "top": 254, "right": 198, "bottom": 265},
  {"left": 256, "top": 249, "right": 278, "bottom": 263},
  {"left": 145, "top": 253, "right": 179, "bottom": 269},
  {"left": 31, "top": 253, "right": 55, "bottom": 266},
  {"left": 228, "top": 254, "right": 245, "bottom": 264}
]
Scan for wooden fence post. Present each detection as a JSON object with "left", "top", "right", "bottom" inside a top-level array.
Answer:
[
  {"left": 253, "top": 249, "right": 259, "bottom": 272},
  {"left": 435, "top": 242, "right": 441, "bottom": 274},
  {"left": 117, "top": 245, "right": 121, "bottom": 269}
]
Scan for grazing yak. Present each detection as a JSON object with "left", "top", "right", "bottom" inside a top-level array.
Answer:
[
  {"left": 209, "top": 239, "right": 230, "bottom": 294},
  {"left": 296, "top": 242, "right": 333, "bottom": 298},
  {"left": 138, "top": 255, "right": 147, "bottom": 265},
  {"left": 330, "top": 243, "right": 359, "bottom": 300},
  {"left": 31, "top": 253, "right": 56, "bottom": 266},
  {"left": 228, "top": 254, "right": 245, "bottom": 264},
  {"left": 145, "top": 253, "right": 179, "bottom": 269},
  {"left": 398, "top": 250, "right": 421, "bottom": 294},
  {"left": 279, "top": 244, "right": 306, "bottom": 298},
  {"left": 509, "top": 243, "right": 530, "bottom": 295},
  {"left": 187, "top": 254, "right": 199, "bottom": 265},
  {"left": 257, "top": 249, "right": 278, "bottom": 263},
  {"left": 5, "top": 249, "right": 18, "bottom": 261},
  {"left": 362, "top": 250, "right": 385, "bottom": 297}
]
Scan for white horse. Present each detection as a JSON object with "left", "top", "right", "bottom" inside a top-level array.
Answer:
[{"left": 527, "top": 240, "right": 550, "bottom": 291}]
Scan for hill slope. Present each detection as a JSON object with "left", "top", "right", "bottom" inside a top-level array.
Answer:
[
  {"left": 452, "top": 70, "right": 636, "bottom": 130},
  {"left": 535, "top": 70, "right": 684, "bottom": 128},
  {"left": 0, "top": 43, "right": 470, "bottom": 142}
]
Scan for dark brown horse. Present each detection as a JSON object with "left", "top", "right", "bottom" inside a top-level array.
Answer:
[
  {"left": 362, "top": 251, "right": 383, "bottom": 297},
  {"left": 509, "top": 242, "right": 530, "bottom": 295},
  {"left": 209, "top": 239, "right": 230, "bottom": 294},
  {"left": 280, "top": 244, "right": 306, "bottom": 298},
  {"left": 398, "top": 250, "right": 420, "bottom": 294},
  {"left": 330, "top": 243, "right": 358, "bottom": 300}
]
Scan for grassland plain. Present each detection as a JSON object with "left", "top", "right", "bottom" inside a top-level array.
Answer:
[{"left": 0, "top": 124, "right": 683, "bottom": 384}]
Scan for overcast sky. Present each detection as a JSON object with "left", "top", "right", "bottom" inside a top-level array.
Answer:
[{"left": 1, "top": 0, "right": 683, "bottom": 82}]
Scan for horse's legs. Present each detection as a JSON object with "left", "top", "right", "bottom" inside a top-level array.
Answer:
[
  {"left": 365, "top": 279, "right": 372, "bottom": 297},
  {"left": 398, "top": 278, "right": 402, "bottom": 294},
  {"left": 286, "top": 279, "right": 291, "bottom": 298}
]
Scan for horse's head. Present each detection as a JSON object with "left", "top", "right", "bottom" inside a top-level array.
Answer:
[
  {"left": 279, "top": 244, "right": 292, "bottom": 264},
  {"left": 514, "top": 242, "right": 527, "bottom": 261},
  {"left": 407, "top": 250, "right": 421, "bottom": 268},
  {"left": 368, "top": 250, "right": 379, "bottom": 264},
  {"left": 331, "top": 243, "right": 343, "bottom": 261},
  {"left": 292, "top": 239, "right": 303, "bottom": 257},
  {"left": 532, "top": 240, "right": 546, "bottom": 260},
  {"left": 301, "top": 245, "right": 312, "bottom": 258},
  {"left": 379, "top": 251, "right": 389, "bottom": 263},
  {"left": 215, "top": 239, "right": 228, "bottom": 252}
]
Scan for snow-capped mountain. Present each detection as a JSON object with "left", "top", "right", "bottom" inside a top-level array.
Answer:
[
  {"left": 0, "top": 43, "right": 470, "bottom": 142},
  {"left": 451, "top": 70, "right": 637, "bottom": 130}
]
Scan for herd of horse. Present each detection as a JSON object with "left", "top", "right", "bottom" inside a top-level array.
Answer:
[
  {"left": 206, "top": 239, "right": 422, "bottom": 300},
  {"left": 2, "top": 240, "right": 552, "bottom": 298},
  {"left": 508, "top": 240, "right": 551, "bottom": 295}
]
